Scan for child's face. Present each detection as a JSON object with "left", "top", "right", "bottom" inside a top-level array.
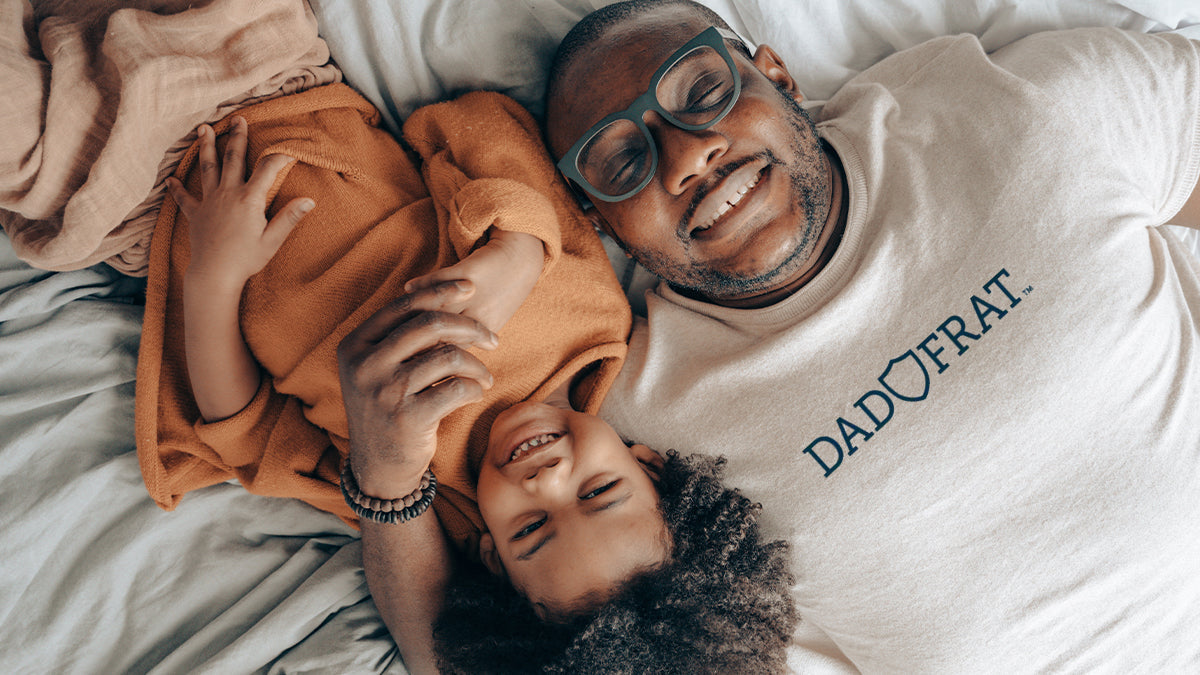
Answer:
[{"left": 476, "top": 400, "right": 669, "bottom": 619}]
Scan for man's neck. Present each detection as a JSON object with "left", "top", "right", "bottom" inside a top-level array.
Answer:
[{"left": 704, "top": 148, "right": 850, "bottom": 310}]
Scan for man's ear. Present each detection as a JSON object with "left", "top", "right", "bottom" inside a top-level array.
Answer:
[
  {"left": 631, "top": 444, "right": 665, "bottom": 482},
  {"left": 752, "top": 43, "right": 803, "bottom": 103},
  {"left": 478, "top": 532, "right": 507, "bottom": 578}
]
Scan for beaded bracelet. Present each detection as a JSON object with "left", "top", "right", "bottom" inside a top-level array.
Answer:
[{"left": 340, "top": 458, "right": 437, "bottom": 525}]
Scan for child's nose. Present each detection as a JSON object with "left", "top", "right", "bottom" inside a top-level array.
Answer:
[{"left": 523, "top": 455, "right": 572, "bottom": 493}]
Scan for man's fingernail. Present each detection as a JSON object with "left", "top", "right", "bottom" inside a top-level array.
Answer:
[
  {"left": 453, "top": 280, "right": 472, "bottom": 293},
  {"left": 299, "top": 199, "right": 314, "bottom": 212}
]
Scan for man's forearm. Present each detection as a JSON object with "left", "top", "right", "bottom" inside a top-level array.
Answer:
[{"left": 361, "top": 514, "right": 454, "bottom": 675}]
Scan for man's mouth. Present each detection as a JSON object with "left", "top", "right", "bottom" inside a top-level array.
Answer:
[
  {"left": 506, "top": 432, "right": 562, "bottom": 465},
  {"left": 689, "top": 164, "right": 768, "bottom": 239}
]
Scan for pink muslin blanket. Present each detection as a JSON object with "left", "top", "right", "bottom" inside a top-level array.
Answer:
[{"left": 0, "top": 0, "right": 341, "bottom": 274}]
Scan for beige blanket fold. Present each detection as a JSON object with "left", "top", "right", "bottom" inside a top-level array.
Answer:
[{"left": 0, "top": 0, "right": 341, "bottom": 275}]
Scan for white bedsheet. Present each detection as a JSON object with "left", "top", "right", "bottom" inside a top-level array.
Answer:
[
  {"left": 310, "top": 0, "right": 1200, "bottom": 132},
  {"left": 0, "top": 231, "right": 403, "bottom": 674}
]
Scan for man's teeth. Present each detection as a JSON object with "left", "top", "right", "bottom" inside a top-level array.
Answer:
[
  {"left": 696, "top": 170, "right": 763, "bottom": 232},
  {"left": 510, "top": 433, "right": 560, "bottom": 462}
]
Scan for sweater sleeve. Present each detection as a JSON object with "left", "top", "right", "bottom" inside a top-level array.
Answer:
[
  {"left": 401, "top": 91, "right": 565, "bottom": 271},
  {"left": 191, "top": 375, "right": 349, "bottom": 519}
]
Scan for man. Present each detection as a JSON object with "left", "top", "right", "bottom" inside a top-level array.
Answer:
[
  {"left": 538, "top": 0, "right": 1200, "bottom": 672},
  {"left": 340, "top": 0, "right": 1200, "bottom": 671}
]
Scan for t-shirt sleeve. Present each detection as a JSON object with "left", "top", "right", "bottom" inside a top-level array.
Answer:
[
  {"left": 992, "top": 28, "right": 1200, "bottom": 223},
  {"left": 401, "top": 91, "right": 564, "bottom": 270}
]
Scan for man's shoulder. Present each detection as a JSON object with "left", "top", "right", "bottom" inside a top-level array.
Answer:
[
  {"left": 831, "top": 27, "right": 1193, "bottom": 100},
  {"left": 839, "top": 34, "right": 978, "bottom": 92}
]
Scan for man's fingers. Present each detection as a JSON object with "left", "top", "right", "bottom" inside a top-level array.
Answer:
[
  {"left": 410, "top": 376, "right": 487, "bottom": 426},
  {"left": 220, "top": 117, "right": 248, "bottom": 187},
  {"left": 398, "top": 343, "right": 493, "bottom": 394},
  {"left": 246, "top": 153, "right": 296, "bottom": 198},
  {"left": 263, "top": 196, "right": 313, "bottom": 250},
  {"left": 197, "top": 124, "right": 220, "bottom": 195},
  {"left": 363, "top": 311, "right": 498, "bottom": 373},
  {"left": 343, "top": 282, "right": 478, "bottom": 348},
  {"left": 165, "top": 177, "right": 198, "bottom": 216}
]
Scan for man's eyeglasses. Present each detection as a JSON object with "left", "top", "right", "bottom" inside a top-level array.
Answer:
[{"left": 557, "top": 26, "right": 746, "bottom": 203}]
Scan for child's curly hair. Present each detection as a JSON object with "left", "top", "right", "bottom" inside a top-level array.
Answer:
[{"left": 433, "top": 451, "right": 798, "bottom": 674}]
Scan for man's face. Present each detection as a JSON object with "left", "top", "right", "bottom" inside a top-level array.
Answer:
[{"left": 546, "top": 7, "right": 836, "bottom": 306}]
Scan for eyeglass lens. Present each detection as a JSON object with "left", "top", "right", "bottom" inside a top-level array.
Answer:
[{"left": 576, "top": 44, "right": 736, "bottom": 198}]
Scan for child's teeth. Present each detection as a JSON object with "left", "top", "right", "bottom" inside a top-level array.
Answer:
[{"left": 510, "top": 433, "right": 560, "bottom": 462}]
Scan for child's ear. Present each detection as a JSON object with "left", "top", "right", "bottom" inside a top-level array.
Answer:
[
  {"left": 580, "top": 205, "right": 619, "bottom": 241},
  {"left": 584, "top": 203, "right": 635, "bottom": 259},
  {"left": 631, "top": 444, "right": 665, "bottom": 482},
  {"left": 478, "top": 532, "right": 507, "bottom": 579}
]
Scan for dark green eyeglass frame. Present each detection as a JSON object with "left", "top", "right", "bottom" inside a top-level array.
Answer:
[{"left": 556, "top": 26, "right": 745, "bottom": 203}]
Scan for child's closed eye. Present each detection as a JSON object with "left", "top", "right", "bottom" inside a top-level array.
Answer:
[
  {"left": 512, "top": 517, "right": 546, "bottom": 540},
  {"left": 581, "top": 480, "right": 618, "bottom": 500}
]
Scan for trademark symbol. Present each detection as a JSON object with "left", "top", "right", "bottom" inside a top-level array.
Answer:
[{"left": 1022, "top": 286, "right": 1033, "bottom": 295}]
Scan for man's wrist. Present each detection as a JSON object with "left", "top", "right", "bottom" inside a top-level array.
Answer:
[
  {"left": 343, "top": 458, "right": 437, "bottom": 525},
  {"left": 352, "top": 456, "right": 429, "bottom": 500}
]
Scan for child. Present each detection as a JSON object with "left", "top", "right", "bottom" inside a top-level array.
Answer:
[{"left": 135, "top": 83, "right": 795, "bottom": 671}]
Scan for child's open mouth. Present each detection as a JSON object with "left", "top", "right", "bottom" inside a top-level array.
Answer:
[{"left": 507, "top": 432, "right": 562, "bottom": 465}]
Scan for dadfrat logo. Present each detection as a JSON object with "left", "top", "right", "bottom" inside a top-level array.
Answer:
[{"left": 803, "top": 268, "right": 1026, "bottom": 477}]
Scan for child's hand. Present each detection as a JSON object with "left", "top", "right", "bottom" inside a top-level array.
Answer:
[
  {"left": 404, "top": 229, "right": 545, "bottom": 335},
  {"left": 167, "top": 117, "right": 314, "bottom": 292}
]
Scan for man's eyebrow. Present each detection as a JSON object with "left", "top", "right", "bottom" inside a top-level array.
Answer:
[{"left": 517, "top": 531, "right": 556, "bottom": 561}]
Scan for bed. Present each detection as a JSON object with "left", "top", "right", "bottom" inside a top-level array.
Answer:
[{"left": 1, "top": 1, "right": 1197, "bottom": 673}]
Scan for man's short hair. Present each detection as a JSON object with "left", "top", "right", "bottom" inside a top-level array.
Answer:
[
  {"left": 433, "top": 450, "right": 798, "bottom": 674},
  {"left": 545, "top": 0, "right": 751, "bottom": 124}
]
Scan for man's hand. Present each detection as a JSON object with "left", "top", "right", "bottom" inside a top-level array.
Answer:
[
  {"left": 337, "top": 281, "right": 498, "bottom": 499},
  {"left": 167, "top": 116, "right": 313, "bottom": 293},
  {"left": 403, "top": 229, "right": 545, "bottom": 334}
]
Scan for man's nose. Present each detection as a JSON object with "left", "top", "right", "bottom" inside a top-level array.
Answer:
[{"left": 648, "top": 113, "right": 729, "bottom": 195}]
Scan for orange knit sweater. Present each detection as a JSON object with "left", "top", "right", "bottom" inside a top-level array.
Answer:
[{"left": 134, "top": 84, "right": 631, "bottom": 554}]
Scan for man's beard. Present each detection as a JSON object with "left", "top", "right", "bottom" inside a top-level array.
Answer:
[{"left": 633, "top": 92, "right": 831, "bottom": 302}]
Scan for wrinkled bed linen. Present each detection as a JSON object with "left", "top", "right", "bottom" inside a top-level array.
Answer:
[
  {"left": 0, "top": 0, "right": 340, "bottom": 275},
  {"left": 0, "top": 230, "right": 405, "bottom": 674}
]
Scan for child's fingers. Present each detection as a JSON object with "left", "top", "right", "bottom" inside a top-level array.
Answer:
[
  {"left": 220, "top": 117, "right": 248, "bottom": 187},
  {"left": 165, "top": 177, "right": 198, "bottom": 216},
  {"left": 246, "top": 153, "right": 296, "bottom": 199},
  {"left": 197, "top": 125, "right": 220, "bottom": 196},
  {"left": 263, "top": 196, "right": 313, "bottom": 251},
  {"left": 404, "top": 267, "right": 463, "bottom": 294}
]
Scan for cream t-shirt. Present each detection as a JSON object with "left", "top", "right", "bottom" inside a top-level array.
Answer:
[{"left": 601, "top": 28, "right": 1200, "bottom": 673}]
